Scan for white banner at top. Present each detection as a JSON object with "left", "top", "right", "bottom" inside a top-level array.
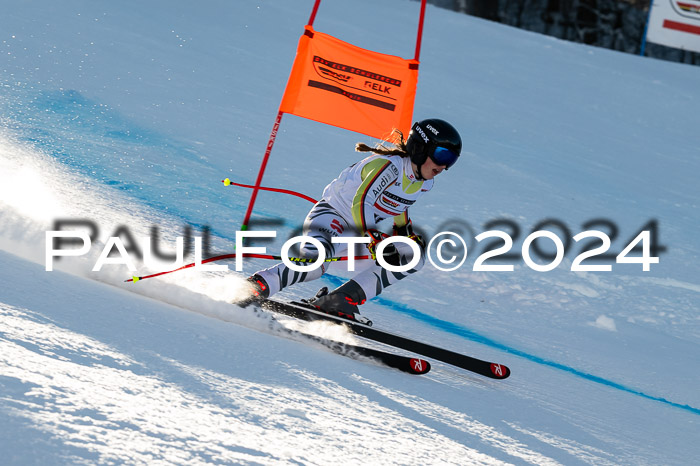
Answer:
[{"left": 646, "top": 0, "right": 700, "bottom": 53}]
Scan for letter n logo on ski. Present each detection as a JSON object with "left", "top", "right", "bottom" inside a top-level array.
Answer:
[
  {"left": 490, "top": 363, "right": 508, "bottom": 378},
  {"left": 410, "top": 358, "right": 430, "bottom": 374}
]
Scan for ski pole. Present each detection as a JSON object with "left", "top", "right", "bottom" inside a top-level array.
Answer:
[
  {"left": 126, "top": 252, "right": 370, "bottom": 283},
  {"left": 222, "top": 178, "right": 317, "bottom": 204}
]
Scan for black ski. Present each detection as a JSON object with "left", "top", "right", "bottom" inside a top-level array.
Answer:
[
  {"left": 295, "top": 331, "right": 431, "bottom": 375},
  {"left": 252, "top": 307, "right": 430, "bottom": 375},
  {"left": 260, "top": 298, "right": 510, "bottom": 380}
]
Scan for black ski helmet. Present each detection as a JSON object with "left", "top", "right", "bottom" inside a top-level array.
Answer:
[{"left": 406, "top": 119, "right": 462, "bottom": 175}]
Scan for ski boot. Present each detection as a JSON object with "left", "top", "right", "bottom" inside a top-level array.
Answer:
[
  {"left": 306, "top": 280, "right": 373, "bottom": 326},
  {"left": 231, "top": 274, "right": 270, "bottom": 308}
]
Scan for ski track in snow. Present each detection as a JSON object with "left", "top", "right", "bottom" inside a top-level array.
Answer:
[
  {"left": 1, "top": 307, "right": 490, "bottom": 464},
  {"left": 0, "top": 299, "right": 534, "bottom": 465}
]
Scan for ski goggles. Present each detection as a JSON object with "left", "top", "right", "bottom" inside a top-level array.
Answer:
[{"left": 429, "top": 145, "right": 460, "bottom": 169}]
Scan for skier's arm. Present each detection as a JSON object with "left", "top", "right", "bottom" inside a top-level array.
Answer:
[
  {"left": 350, "top": 159, "right": 399, "bottom": 233},
  {"left": 392, "top": 212, "right": 424, "bottom": 249},
  {"left": 392, "top": 211, "right": 409, "bottom": 229}
]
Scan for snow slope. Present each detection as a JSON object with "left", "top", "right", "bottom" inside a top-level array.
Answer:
[{"left": 1, "top": 0, "right": 699, "bottom": 464}]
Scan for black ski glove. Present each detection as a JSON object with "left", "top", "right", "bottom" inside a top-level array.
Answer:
[
  {"left": 365, "top": 229, "right": 401, "bottom": 267},
  {"left": 392, "top": 219, "right": 425, "bottom": 250}
]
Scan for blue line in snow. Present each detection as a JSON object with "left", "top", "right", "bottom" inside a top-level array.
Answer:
[{"left": 324, "top": 275, "right": 700, "bottom": 416}]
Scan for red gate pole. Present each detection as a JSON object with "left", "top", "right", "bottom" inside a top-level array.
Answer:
[
  {"left": 240, "top": 0, "right": 323, "bottom": 231},
  {"left": 240, "top": 109, "right": 284, "bottom": 231},
  {"left": 242, "top": 0, "right": 424, "bottom": 232},
  {"left": 307, "top": 0, "right": 322, "bottom": 27},
  {"left": 414, "top": 0, "right": 427, "bottom": 61}
]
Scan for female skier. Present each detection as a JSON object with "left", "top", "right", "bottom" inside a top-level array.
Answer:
[{"left": 235, "top": 118, "right": 462, "bottom": 320}]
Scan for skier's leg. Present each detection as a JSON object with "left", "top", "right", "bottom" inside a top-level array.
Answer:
[
  {"left": 351, "top": 240, "right": 426, "bottom": 299},
  {"left": 312, "top": 240, "right": 425, "bottom": 315},
  {"left": 242, "top": 200, "right": 351, "bottom": 301}
]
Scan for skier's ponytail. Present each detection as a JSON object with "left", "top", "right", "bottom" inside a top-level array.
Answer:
[{"left": 355, "top": 129, "right": 408, "bottom": 157}]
